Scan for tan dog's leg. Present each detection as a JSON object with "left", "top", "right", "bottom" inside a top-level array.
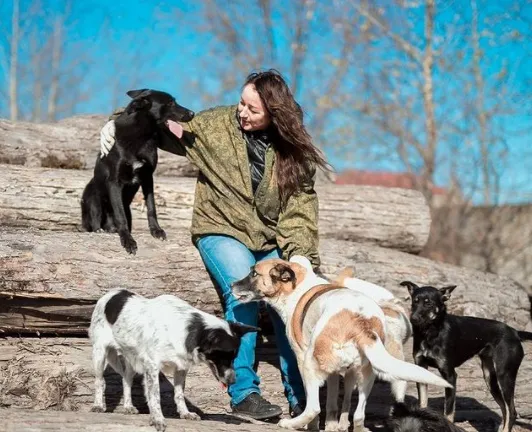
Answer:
[
  {"left": 338, "top": 368, "right": 356, "bottom": 431},
  {"left": 415, "top": 357, "right": 430, "bottom": 408},
  {"left": 418, "top": 383, "right": 428, "bottom": 408},
  {"left": 391, "top": 378, "right": 408, "bottom": 404},
  {"left": 278, "top": 357, "right": 321, "bottom": 431},
  {"left": 325, "top": 374, "right": 340, "bottom": 431},
  {"left": 352, "top": 365, "right": 375, "bottom": 432},
  {"left": 385, "top": 338, "right": 407, "bottom": 402}
]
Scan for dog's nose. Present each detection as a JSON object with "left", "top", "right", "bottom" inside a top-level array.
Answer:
[
  {"left": 410, "top": 314, "right": 421, "bottom": 324},
  {"left": 187, "top": 110, "right": 195, "bottom": 119}
]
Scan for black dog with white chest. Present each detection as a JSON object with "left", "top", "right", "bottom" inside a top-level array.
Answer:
[
  {"left": 81, "top": 89, "right": 194, "bottom": 254},
  {"left": 402, "top": 281, "right": 532, "bottom": 432}
]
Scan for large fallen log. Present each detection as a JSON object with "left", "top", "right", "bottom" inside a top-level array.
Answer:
[
  {"left": 0, "top": 164, "right": 431, "bottom": 253},
  {"left": 0, "top": 116, "right": 198, "bottom": 177},
  {"left": 1, "top": 337, "right": 530, "bottom": 432},
  {"left": 0, "top": 228, "right": 529, "bottom": 335}
]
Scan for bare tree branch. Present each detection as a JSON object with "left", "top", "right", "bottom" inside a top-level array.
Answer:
[
  {"left": 258, "top": 0, "right": 276, "bottom": 62},
  {"left": 420, "top": 0, "right": 436, "bottom": 202},
  {"left": 353, "top": 1, "right": 423, "bottom": 64},
  {"left": 9, "top": 0, "right": 19, "bottom": 121}
]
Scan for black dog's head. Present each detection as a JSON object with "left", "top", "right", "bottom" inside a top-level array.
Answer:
[
  {"left": 388, "top": 402, "right": 466, "bottom": 432},
  {"left": 125, "top": 89, "right": 194, "bottom": 138},
  {"left": 401, "top": 281, "right": 457, "bottom": 327},
  {"left": 185, "top": 314, "right": 259, "bottom": 388}
]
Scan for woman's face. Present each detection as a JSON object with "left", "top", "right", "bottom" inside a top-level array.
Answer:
[{"left": 237, "top": 84, "right": 271, "bottom": 132}]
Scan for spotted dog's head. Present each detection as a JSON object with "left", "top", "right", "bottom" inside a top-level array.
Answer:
[
  {"left": 231, "top": 259, "right": 307, "bottom": 303},
  {"left": 401, "top": 281, "right": 457, "bottom": 328},
  {"left": 185, "top": 314, "right": 259, "bottom": 388}
]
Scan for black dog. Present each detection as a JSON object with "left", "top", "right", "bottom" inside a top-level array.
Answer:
[
  {"left": 81, "top": 89, "right": 194, "bottom": 254},
  {"left": 402, "top": 281, "right": 532, "bottom": 432},
  {"left": 387, "top": 402, "right": 466, "bottom": 432}
]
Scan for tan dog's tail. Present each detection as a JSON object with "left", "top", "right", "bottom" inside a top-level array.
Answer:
[
  {"left": 362, "top": 336, "right": 451, "bottom": 389},
  {"left": 334, "top": 267, "right": 355, "bottom": 286}
]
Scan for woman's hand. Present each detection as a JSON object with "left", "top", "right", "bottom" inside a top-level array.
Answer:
[{"left": 100, "top": 120, "right": 116, "bottom": 157}]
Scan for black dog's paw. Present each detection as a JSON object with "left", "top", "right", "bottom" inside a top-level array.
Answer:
[
  {"left": 150, "top": 227, "right": 167, "bottom": 241},
  {"left": 120, "top": 234, "right": 138, "bottom": 255}
]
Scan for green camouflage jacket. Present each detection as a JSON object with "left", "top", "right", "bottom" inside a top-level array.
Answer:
[{"left": 110, "top": 105, "right": 320, "bottom": 268}]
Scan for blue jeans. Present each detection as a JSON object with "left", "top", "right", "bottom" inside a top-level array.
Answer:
[{"left": 196, "top": 234, "right": 305, "bottom": 408}]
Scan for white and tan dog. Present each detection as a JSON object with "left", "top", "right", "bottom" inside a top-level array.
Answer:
[
  {"left": 291, "top": 256, "right": 413, "bottom": 405},
  {"left": 232, "top": 258, "right": 451, "bottom": 432},
  {"left": 333, "top": 266, "right": 413, "bottom": 403}
]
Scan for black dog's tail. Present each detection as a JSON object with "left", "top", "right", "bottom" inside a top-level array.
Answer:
[
  {"left": 529, "top": 292, "right": 532, "bottom": 321},
  {"left": 388, "top": 402, "right": 466, "bottom": 432},
  {"left": 518, "top": 330, "right": 532, "bottom": 341}
]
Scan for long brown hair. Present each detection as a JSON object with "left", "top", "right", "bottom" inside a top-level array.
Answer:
[{"left": 243, "top": 69, "right": 330, "bottom": 206}]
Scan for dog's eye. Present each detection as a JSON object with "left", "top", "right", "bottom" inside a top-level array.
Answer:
[
  {"left": 252, "top": 270, "right": 258, "bottom": 277},
  {"left": 424, "top": 299, "right": 430, "bottom": 304},
  {"left": 414, "top": 298, "right": 419, "bottom": 303}
]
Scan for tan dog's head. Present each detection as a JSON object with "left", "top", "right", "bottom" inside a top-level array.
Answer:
[{"left": 231, "top": 258, "right": 307, "bottom": 303}]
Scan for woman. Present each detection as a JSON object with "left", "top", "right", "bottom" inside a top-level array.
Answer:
[{"left": 99, "top": 70, "right": 329, "bottom": 420}]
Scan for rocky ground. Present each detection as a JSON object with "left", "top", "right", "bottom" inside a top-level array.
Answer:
[{"left": 1, "top": 334, "right": 531, "bottom": 432}]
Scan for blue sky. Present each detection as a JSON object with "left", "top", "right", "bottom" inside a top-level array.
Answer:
[{"left": 0, "top": 0, "right": 530, "bottom": 204}]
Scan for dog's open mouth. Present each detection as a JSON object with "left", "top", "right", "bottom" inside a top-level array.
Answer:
[{"left": 166, "top": 120, "right": 183, "bottom": 139}]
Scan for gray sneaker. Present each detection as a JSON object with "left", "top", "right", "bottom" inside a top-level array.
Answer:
[{"left": 231, "top": 393, "right": 283, "bottom": 420}]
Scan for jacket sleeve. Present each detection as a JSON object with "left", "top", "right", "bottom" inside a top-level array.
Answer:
[{"left": 276, "top": 171, "right": 321, "bottom": 269}]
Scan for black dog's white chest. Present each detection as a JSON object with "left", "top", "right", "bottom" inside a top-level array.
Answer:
[
  {"left": 118, "top": 158, "right": 150, "bottom": 185},
  {"left": 131, "top": 161, "right": 145, "bottom": 184},
  {"left": 415, "top": 338, "right": 444, "bottom": 368}
]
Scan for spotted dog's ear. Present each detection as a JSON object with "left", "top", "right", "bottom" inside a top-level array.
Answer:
[{"left": 229, "top": 322, "right": 261, "bottom": 337}]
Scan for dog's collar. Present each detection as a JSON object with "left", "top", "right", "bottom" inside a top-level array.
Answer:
[{"left": 291, "top": 283, "right": 343, "bottom": 349}]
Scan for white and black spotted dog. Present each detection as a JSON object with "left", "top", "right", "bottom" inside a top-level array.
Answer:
[{"left": 89, "top": 289, "right": 258, "bottom": 431}]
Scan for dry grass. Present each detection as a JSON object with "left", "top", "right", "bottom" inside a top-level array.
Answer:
[
  {"left": 0, "top": 340, "right": 83, "bottom": 411},
  {"left": 36, "top": 368, "right": 81, "bottom": 410}
]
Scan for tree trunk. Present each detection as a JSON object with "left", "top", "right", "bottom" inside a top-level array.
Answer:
[
  {"left": 1, "top": 228, "right": 529, "bottom": 335},
  {"left": 0, "top": 165, "right": 432, "bottom": 253}
]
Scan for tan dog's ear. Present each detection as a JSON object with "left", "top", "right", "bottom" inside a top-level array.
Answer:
[
  {"left": 267, "top": 263, "right": 298, "bottom": 295},
  {"left": 270, "top": 263, "right": 296, "bottom": 283},
  {"left": 335, "top": 267, "right": 355, "bottom": 286}
]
